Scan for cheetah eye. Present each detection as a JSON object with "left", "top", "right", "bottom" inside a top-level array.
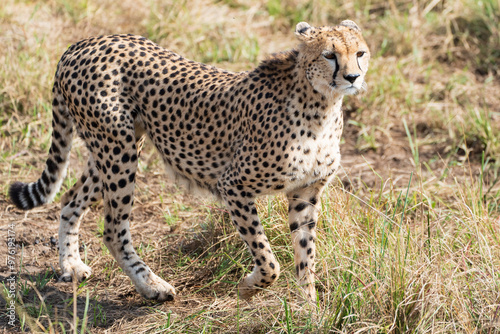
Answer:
[
  {"left": 356, "top": 51, "right": 366, "bottom": 58},
  {"left": 323, "top": 52, "right": 336, "bottom": 60}
]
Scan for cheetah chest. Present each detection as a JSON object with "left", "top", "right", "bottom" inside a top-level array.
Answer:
[
  {"left": 242, "top": 107, "right": 344, "bottom": 195},
  {"left": 282, "top": 130, "right": 341, "bottom": 188}
]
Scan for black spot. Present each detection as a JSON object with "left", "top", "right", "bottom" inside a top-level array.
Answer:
[
  {"left": 299, "top": 238, "right": 307, "bottom": 248},
  {"left": 295, "top": 202, "right": 308, "bottom": 212},
  {"left": 122, "top": 195, "right": 131, "bottom": 204},
  {"left": 129, "top": 172, "right": 135, "bottom": 182},
  {"left": 306, "top": 220, "right": 316, "bottom": 229},
  {"left": 46, "top": 158, "right": 58, "bottom": 174}
]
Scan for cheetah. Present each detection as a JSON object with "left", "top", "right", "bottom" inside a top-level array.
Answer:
[{"left": 9, "top": 21, "right": 370, "bottom": 302}]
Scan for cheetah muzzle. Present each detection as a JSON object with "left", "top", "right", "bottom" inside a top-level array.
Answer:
[{"left": 9, "top": 20, "right": 370, "bottom": 303}]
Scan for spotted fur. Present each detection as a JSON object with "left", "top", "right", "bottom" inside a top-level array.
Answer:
[{"left": 9, "top": 21, "right": 370, "bottom": 302}]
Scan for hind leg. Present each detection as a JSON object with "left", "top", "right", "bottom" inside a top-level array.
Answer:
[
  {"left": 94, "top": 139, "right": 175, "bottom": 302},
  {"left": 59, "top": 156, "right": 101, "bottom": 282},
  {"left": 58, "top": 134, "right": 146, "bottom": 282}
]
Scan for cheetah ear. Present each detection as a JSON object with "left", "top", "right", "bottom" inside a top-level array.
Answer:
[
  {"left": 295, "top": 22, "right": 314, "bottom": 42},
  {"left": 340, "top": 20, "right": 361, "bottom": 31}
]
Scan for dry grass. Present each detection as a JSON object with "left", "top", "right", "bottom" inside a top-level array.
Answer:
[{"left": 0, "top": 0, "right": 499, "bottom": 333}]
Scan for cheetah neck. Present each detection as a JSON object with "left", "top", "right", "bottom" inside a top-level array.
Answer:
[
  {"left": 286, "top": 66, "right": 344, "bottom": 126},
  {"left": 243, "top": 51, "right": 345, "bottom": 137}
]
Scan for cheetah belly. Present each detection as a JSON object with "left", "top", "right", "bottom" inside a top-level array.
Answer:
[{"left": 138, "top": 117, "right": 236, "bottom": 197}]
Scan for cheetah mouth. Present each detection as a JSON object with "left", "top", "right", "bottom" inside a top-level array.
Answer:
[
  {"left": 329, "top": 82, "right": 360, "bottom": 95},
  {"left": 343, "top": 86, "right": 360, "bottom": 95}
]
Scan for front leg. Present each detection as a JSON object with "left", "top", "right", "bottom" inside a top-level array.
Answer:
[
  {"left": 218, "top": 169, "right": 280, "bottom": 299},
  {"left": 287, "top": 180, "right": 328, "bottom": 302}
]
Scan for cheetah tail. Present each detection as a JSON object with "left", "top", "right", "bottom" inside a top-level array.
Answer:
[{"left": 9, "top": 83, "right": 74, "bottom": 211}]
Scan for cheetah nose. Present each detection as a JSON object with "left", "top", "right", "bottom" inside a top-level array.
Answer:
[{"left": 343, "top": 74, "right": 360, "bottom": 84}]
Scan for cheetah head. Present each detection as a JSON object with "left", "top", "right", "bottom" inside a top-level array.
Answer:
[{"left": 295, "top": 20, "right": 370, "bottom": 99}]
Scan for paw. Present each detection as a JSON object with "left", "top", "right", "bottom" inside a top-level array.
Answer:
[
  {"left": 237, "top": 277, "right": 262, "bottom": 300},
  {"left": 135, "top": 272, "right": 176, "bottom": 302},
  {"left": 298, "top": 282, "right": 317, "bottom": 304},
  {"left": 59, "top": 261, "right": 92, "bottom": 282}
]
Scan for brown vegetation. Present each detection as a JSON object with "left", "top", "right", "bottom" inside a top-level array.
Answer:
[{"left": 0, "top": 0, "right": 499, "bottom": 332}]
